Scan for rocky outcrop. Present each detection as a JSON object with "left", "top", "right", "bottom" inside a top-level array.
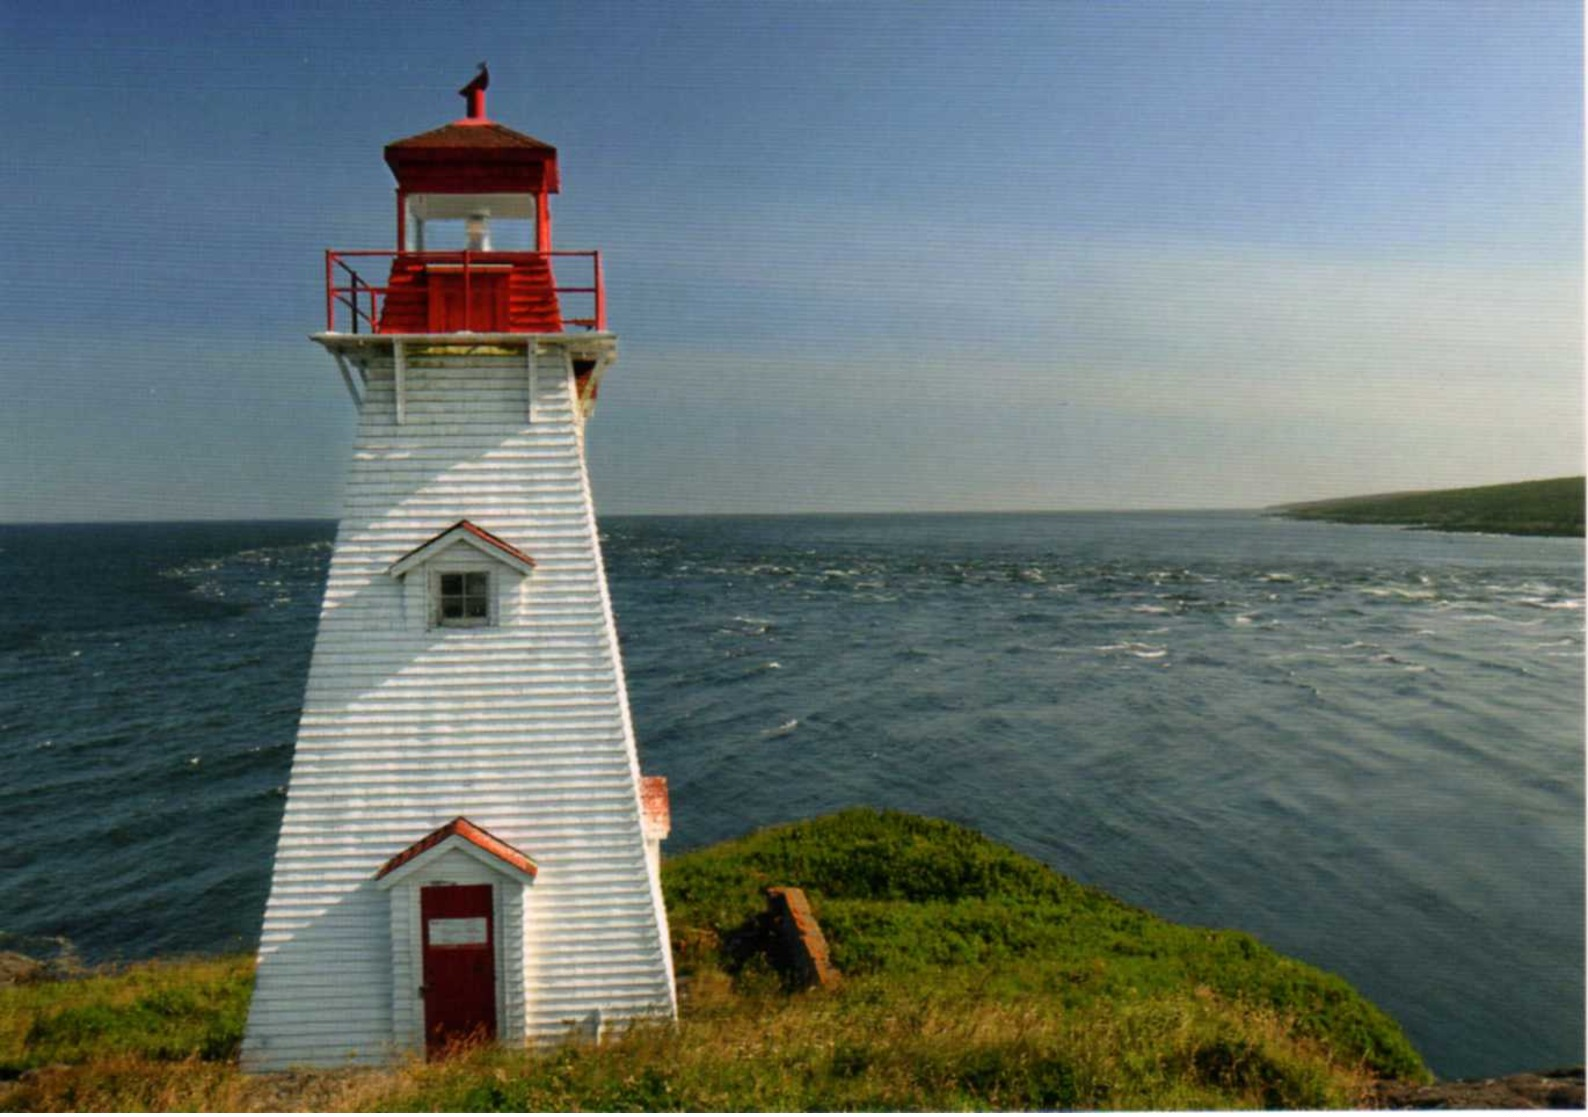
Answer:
[
  {"left": 0, "top": 940, "right": 83, "bottom": 987},
  {"left": 1373, "top": 1067, "right": 1584, "bottom": 1109},
  {"left": 0, "top": 952, "right": 43, "bottom": 987}
]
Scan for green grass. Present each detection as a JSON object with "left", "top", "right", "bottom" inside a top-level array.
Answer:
[
  {"left": 664, "top": 809, "right": 1425, "bottom": 1082},
  {"left": 0, "top": 810, "right": 1429, "bottom": 1110},
  {"left": 373, "top": 982, "right": 1363, "bottom": 1111},
  {"left": 1274, "top": 476, "right": 1584, "bottom": 537},
  {"left": 0, "top": 956, "right": 251, "bottom": 1077}
]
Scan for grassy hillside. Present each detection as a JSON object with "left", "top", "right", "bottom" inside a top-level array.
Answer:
[
  {"left": 1274, "top": 476, "right": 1584, "bottom": 537},
  {"left": 0, "top": 810, "right": 1428, "bottom": 1111}
]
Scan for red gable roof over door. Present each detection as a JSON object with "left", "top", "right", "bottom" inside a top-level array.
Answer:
[{"left": 375, "top": 817, "right": 538, "bottom": 881}]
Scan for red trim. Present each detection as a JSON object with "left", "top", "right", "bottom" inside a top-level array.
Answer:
[{"left": 376, "top": 817, "right": 538, "bottom": 880}]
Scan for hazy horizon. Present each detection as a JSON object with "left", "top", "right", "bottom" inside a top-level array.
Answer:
[{"left": 5, "top": 473, "right": 1585, "bottom": 528}]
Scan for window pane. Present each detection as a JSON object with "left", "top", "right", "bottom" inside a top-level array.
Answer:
[{"left": 436, "top": 570, "right": 492, "bottom": 627}]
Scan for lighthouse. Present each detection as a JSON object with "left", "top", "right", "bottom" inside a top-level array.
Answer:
[{"left": 242, "top": 74, "right": 676, "bottom": 1070}]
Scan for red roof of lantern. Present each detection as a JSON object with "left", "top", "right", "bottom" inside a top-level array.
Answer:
[
  {"left": 387, "top": 120, "right": 556, "bottom": 153},
  {"left": 385, "top": 113, "right": 560, "bottom": 194}
]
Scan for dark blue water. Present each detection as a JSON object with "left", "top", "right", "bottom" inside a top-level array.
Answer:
[{"left": 0, "top": 513, "right": 1580, "bottom": 1078}]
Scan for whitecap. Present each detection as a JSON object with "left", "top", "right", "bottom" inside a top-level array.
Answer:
[
  {"left": 1520, "top": 598, "right": 1583, "bottom": 611},
  {"left": 1096, "top": 642, "right": 1168, "bottom": 659}
]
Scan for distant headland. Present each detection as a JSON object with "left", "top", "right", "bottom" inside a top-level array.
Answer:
[{"left": 1270, "top": 476, "right": 1584, "bottom": 538}]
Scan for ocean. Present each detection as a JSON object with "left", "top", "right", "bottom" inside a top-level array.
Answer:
[{"left": 0, "top": 511, "right": 1580, "bottom": 1079}]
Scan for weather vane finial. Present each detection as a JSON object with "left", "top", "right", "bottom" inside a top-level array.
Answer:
[{"left": 459, "top": 62, "right": 489, "bottom": 120}]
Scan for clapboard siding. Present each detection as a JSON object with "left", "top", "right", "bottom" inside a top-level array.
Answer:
[{"left": 241, "top": 339, "right": 675, "bottom": 1072}]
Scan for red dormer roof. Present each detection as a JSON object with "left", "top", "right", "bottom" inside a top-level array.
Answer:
[
  {"left": 389, "top": 519, "right": 537, "bottom": 579},
  {"left": 375, "top": 817, "right": 538, "bottom": 881},
  {"left": 454, "top": 520, "right": 537, "bottom": 567}
]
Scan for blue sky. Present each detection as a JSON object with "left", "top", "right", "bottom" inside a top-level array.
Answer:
[{"left": 0, "top": 0, "right": 1580, "bottom": 519}]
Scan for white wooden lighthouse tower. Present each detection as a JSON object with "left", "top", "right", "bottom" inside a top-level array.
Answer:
[{"left": 242, "top": 72, "right": 676, "bottom": 1071}]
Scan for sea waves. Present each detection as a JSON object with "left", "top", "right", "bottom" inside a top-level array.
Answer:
[{"left": 0, "top": 512, "right": 1580, "bottom": 1079}]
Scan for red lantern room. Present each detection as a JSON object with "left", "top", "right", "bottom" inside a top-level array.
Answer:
[{"left": 325, "top": 68, "right": 605, "bottom": 336}]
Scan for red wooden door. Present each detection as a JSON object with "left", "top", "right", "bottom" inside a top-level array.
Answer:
[
  {"left": 420, "top": 884, "right": 497, "bottom": 1055},
  {"left": 427, "top": 269, "right": 510, "bottom": 331}
]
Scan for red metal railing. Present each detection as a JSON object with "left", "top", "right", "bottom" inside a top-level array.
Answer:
[{"left": 323, "top": 250, "right": 606, "bottom": 334}]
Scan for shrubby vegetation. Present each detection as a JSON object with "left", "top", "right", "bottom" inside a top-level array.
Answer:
[
  {"left": 0, "top": 809, "right": 1427, "bottom": 1111},
  {"left": 1275, "top": 476, "right": 1584, "bottom": 537}
]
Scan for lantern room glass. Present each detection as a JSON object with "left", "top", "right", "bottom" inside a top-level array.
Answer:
[{"left": 404, "top": 193, "right": 540, "bottom": 252}]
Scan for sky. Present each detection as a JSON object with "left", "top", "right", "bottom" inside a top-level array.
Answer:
[{"left": 0, "top": 0, "right": 1580, "bottom": 519}]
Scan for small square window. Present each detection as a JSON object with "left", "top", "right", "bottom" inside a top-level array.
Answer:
[{"left": 436, "top": 571, "right": 491, "bottom": 626}]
